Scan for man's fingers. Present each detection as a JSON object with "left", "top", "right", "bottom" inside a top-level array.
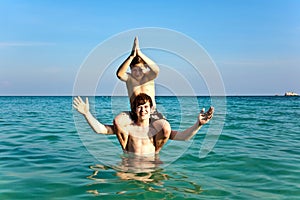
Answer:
[
  {"left": 73, "top": 96, "right": 88, "bottom": 106},
  {"left": 73, "top": 97, "right": 80, "bottom": 105},
  {"left": 201, "top": 108, "right": 205, "bottom": 113},
  {"left": 199, "top": 106, "right": 214, "bottom": 122},
  {"left": 78, "top": 96, "right": 83, "bottom": 103},
  {"left": 73, "top": 100, "right": 78, "bottom": 106},
  {"left": 207, "top": 106, "right": 214, "bottom": 115}
]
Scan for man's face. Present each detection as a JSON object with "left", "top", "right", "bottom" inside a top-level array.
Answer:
[
  {"left": 135, "top": 101, "right": 151, "bottom": 121},
  {"left": 131, "top": 64, "right": 146, "bottom": 81}
]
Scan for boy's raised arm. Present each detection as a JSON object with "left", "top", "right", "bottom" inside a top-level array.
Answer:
[
  {"left": 116, "top": 37, "right": 138, "bottom": 81},
  {"left": 136, "top": 44, "right": 160, "bottom": 80}
]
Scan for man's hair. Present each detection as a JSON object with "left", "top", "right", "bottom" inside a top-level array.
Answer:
[
  {"left": 130, "top": 93, "right": 153, "bottom": 122},
  {"left": 130, "top": 56, "right": 146, "bottom": 69}
]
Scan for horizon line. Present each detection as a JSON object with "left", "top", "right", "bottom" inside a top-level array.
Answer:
[{"left": 0, "top": 94, "right": 295, "bottom": 97}]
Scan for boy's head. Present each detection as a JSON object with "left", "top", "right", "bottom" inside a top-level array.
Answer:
[
  {"left": 130, "top": 93, "right": 153, "bottom": 122},
  {"left": 130, "top": 56, "right": 147, "bottom": 80},
  {"left": 130, "top": 56, "right": 146, "bottom": 69}
]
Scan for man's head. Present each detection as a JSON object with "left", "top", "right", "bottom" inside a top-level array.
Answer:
[
  {"left": 131, "top": 93, "right": 153, "bottom": 122},
  {"left": 130, "top": 56, "right": 147, "bottom": 81}
]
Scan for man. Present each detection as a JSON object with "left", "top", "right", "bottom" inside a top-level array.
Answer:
[{"left": 73, "top": 93, "right": 214, "bottom": 156}]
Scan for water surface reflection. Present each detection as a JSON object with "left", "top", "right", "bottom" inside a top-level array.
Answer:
[{"left": 86, "top": 154, "right": 202, "bottom": 197}]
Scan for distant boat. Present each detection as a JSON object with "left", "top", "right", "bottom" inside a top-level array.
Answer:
[{"left": 284, "top": 92, "right": 299, "bottom": 96}]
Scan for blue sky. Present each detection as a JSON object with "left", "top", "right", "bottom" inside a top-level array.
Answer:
[{"left": 0, "top": 0, "right": 299, "bottom": 95}]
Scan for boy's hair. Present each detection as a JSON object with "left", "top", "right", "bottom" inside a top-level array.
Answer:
[
  {"left": 130, "top": 56, "right": 146, "bottom": 69},
  {"left": 130, "top": 93, "right": 153, "bottom": 122}
]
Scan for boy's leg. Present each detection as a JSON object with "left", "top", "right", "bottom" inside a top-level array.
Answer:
[
  {"left": 151, "top": 119, "right": 171, "bottom": 153},
  {"left": 114, "top": 111, "right": 133, "bottom": 127}
]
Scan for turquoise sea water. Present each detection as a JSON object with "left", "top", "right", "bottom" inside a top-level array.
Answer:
[{"left": 0, "top": 96, "right": 299, "bottom": 199}]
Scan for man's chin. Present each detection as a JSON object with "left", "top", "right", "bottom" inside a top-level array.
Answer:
[{"left": 140, "top": 115, "right": 149, "bottom": 120}]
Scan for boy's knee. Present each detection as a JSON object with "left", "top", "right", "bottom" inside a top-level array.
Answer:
[
  {"left": 162, "top": 123, "right": 171, "bottom": 138},
  {"left": 113, "top": 116, "right": 122, "bottom": 127},
  {"left": 114, "top": 112, "right": 131, "bottom": 126},
  {"left": 114, "top": 114, "right": 122, "bottom": 123}
]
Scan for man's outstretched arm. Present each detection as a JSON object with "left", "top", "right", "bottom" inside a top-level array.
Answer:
[
  {"left": 73, "top": 96, "right": 114, "bottom": 134},
  {"left": 169, "top": 107, "right": 214, "bottom": 141}
]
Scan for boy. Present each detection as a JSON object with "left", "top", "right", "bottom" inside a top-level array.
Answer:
[{"left": 116, "top": 36, "right": 159, "bottom": 110}]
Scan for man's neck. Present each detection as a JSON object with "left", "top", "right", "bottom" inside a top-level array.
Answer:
[{"left": 135, "top": 119, "right": 150, "bottom": 127}]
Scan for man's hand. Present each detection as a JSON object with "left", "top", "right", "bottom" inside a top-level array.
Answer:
[
  {"left": 199, "top": 107, "right": 214, "bottom": 126},
  {"left": 73, "top": 96, "right": 90, "bottom": 116}
]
